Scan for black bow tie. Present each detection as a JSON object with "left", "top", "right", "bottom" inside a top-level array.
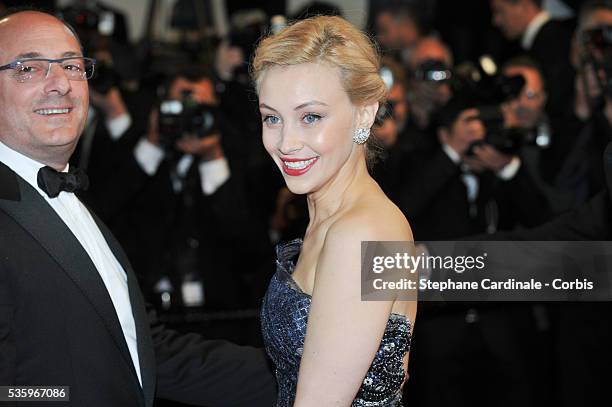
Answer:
[{"left": 37, "top": 165, "right": 89, "bottom": 198}]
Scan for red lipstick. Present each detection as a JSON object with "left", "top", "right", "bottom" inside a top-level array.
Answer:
[{"left": 281, "top": 156, "right": 319, "bottom": 176}]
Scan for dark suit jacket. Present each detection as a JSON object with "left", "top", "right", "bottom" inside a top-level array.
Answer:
[
  {"left": 393, "top": 140, "right": 551, "bottom": 240},
  {"left": 528, "top": 19, "right": 576, "bottom": 119},
  {"left": 0, "top": 161, "right": 276, "bottom": 407},
  {"left": 482, "top": 142, "right": 612, "bottom": 241}
]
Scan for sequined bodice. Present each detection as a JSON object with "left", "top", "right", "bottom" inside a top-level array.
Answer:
[{"left": 261, "top": 239, "right": 411, "bottom": 406}]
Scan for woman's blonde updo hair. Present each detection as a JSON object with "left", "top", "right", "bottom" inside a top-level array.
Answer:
[{"left": 251, "top": 15, "right": 387, "bottom": 167}]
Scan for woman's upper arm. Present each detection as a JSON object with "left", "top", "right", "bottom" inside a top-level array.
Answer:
[{"left": 293, "top": 216, "right": 405, "bottom": 406}]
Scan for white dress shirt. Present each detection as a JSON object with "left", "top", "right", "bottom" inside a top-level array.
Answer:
[
  {"left": 133, "top": 137, "right": 230, "bottom": 195},
  {"left": 442, "top": 143, "right": 522, "bottom": 203},
  {"left": 100, "top": 112, "right": 231, "bottom": 195},
  {"left": 521, "top": 11, "right": 551, "bottom": 50},
  {"left": 0, "top": 140, "right": 142, "bottom": 386}
]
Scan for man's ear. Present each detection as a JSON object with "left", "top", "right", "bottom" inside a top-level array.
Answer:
[{"left": 356, "top": 101, "right": 379, "bottom": 129}]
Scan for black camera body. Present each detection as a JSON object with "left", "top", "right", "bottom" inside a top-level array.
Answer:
[
  {"left": 466, "top": 105, "right": 532, "bottom": 156},
  {"left": 60, "top": 7, "right": 123, "bottom": 94},
  {"left": 450, "top": 62, "right": 533, "bottom": 156},
  {"left": 477, "top": 75, "right": 541, "bottom": 155},
  {"left": 581, "top": 25, "right": 612, "bottom": 99},
  {"left": 413, "top": 59, "right": 453, "bottom": 83},
  {"left": 452, "top": 64, "right": 525, "bottom": 106},
  {"left": 158, "top": 92, "right": 219, "bottom": 150},
  {"left": 59, "top": 7, "right": 115, "bottom": 52}
]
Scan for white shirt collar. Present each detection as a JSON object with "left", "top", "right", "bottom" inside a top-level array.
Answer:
[
  {"left": 521, "top": 11, "right": 551, "bottom": 50},
  {"left": 0, "top": 140, "right": 68, "bottom": 198},
  {"left": 0, "top": 141, "right": 143, "bottom": 386}
]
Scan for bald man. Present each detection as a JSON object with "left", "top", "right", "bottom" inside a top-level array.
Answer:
[{"left": 0, "top": 10, "right": 275, "bottom": 407}]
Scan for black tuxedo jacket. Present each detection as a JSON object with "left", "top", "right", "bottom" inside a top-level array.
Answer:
[
  {"left": 477, "top": 142, "right": 612, "bottom": 241},
  {"left": 393, "top": 141, "right": 551, "bottom": 240},
  {"left": 0, "top": 161, "right": 276, "bottom": 407},
  {"left": 529, "top": 19, "right": 576, "bottom": 119}
]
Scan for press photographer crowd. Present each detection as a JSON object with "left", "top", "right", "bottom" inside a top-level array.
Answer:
[{"left": 1, "top": 0, "right": 611, "bottom": 406}]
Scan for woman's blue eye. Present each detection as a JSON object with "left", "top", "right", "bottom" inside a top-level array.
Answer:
[
  {"left": 263, "top": 115, "right": 281, "bottom": 125},
  {"left": 303, "top": 113, "right": 321, "bottom": 124}
]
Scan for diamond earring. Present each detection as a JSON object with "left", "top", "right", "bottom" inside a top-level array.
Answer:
[{"left": 353, "top": 128, "right": 370, "bottom": 144}]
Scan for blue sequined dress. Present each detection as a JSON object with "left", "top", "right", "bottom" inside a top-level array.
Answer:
[{"left": 261, "top": 239, "right": 412, "bottom": 407}]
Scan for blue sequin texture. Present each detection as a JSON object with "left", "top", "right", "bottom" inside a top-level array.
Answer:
[{"left": 261, "top": 239, "right": 412, "bottom": 406}]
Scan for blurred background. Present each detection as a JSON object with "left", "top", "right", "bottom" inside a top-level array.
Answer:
[{"left": 2, "top": 0, "right": 611, "bottom": 406}]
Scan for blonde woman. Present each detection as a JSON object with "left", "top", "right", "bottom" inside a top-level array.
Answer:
[{"left": 255, "top": 16, "right": 417, "bottom": 406}]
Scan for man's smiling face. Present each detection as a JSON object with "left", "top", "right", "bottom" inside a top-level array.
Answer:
[{"left": 0, "top": 11, "right": 89, "bottom": 166}]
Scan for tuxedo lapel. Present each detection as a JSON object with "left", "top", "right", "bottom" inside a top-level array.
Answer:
[
  {"left": 0, "top": 162, "right": 142, "bottom": 391},
  {"left": 89, "top": 211, "right": 156, "bottom": 407}
]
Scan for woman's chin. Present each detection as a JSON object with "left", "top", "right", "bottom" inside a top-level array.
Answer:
[{"left": 284, "top": 179, "right": 314, "bottom": 195}]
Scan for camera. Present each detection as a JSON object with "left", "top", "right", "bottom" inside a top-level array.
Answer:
[
  {"left": 58, "top": 7, "right": 115, "bottom": 53},
  {"left": 412, "top": 59, "right": 453, "bottom": 83},
  {"left": 449, "top": 60, "right": 538, "bottom": 156},
  {"left": 59, "top": 7, "right": 125, "bottom": 94},
  {"left": 581, "top": 24, "right": 612, "bottom": 52},
  {"left": 581, "top": 25, "right": 612, "bottom": 99},
  {"left": 158, "top": 90, "right": 219, "bottom": 150},
  {"left": 452, "top": 60, "right": 525, "bottom": 105},
  {"left": 466, "top": 105, "right": 535, "bottom": 156}
]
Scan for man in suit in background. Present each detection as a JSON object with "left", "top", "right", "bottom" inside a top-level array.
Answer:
[
  {"left": 490, "top": 0, "right": 576, "bottom": 120},
  {"left": 0, "top": 10, "right": 275, "bottom": 407},
  {"left": 483, "top": 2, "right": 612, "bottom": 404},
  {"left": 399, "top": 96, "right": 551, "bottom": 407}
]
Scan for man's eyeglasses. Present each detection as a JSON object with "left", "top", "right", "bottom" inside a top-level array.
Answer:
[
  {"left": 0, "top": 57, "right": 96, "bottom": 83},
  {"left": 523, "top": 89, "right": 543, "bottom": 101}
]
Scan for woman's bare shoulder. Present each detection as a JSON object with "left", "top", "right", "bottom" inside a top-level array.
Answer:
[{"left": 326, "top": 194, "right": 413, "bottom": 246}]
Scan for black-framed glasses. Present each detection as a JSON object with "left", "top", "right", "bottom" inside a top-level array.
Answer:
[{"left": 0, "top": 57, "right": 96, "bottom": 83}]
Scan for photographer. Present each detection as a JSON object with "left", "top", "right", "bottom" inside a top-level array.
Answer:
[
  {"left": 103, "top": 71, "right": 272, "bottom": 310},
  {"left": 554, "top": 0, "right": 612, "bottom": 210},
  {"left": 405, "top": 36, "right": 454, "bottom": 134},
  {"left": 459, "top": 5, "right": 612, "bottom": 406},
  {"left": 213, "top": 10, "right": 266, "bottom": 133},
  {"left": 373, "top": 2, "right": 426, "bottom": 64},
  {"left": 372, "top": 57, "right": 410, "bottom": 196},
  {"left": 500, "top": 56, "right": 585, "bottom": 214},
  {"left": 501, "top": 57, "right": 548, "bottom": 132},
  {"left": 490, "top": 0, "right": 575, "bottom": 119},
  {"left": 212, "top": 11, "right": 284, "bottom": 228},
  {"left": 56, "top": 2, "right": 157, "bottom": 219},
  {"left": 59, "top": 0, "right": 130, "bottom": 44},
  {"left": 401, "top": 97, "right": 551, "bottom": 407},
  {"left": 374, "top": 57, "right": 410, "bottom": 149},
  {"left": 395, "top": 95, "right": 551, "bottom": 240}
]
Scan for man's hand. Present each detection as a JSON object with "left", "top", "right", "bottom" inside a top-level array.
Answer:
[
  {"left": 170, "top": 77, "right": 218, "bottom": 105},
  {"left": 408, "top": 81, "right": 452, "bottom": 128},
  {"left": 176, "top": 133, "right": 224, "bottom": 161},
  {"left": 464, "top": 144, "right": 514, "bottom": 173}
]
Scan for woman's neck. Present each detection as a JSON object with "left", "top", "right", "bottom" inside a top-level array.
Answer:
[{"left": 306, "top": 151, "right": 374, "bottom": 230}]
